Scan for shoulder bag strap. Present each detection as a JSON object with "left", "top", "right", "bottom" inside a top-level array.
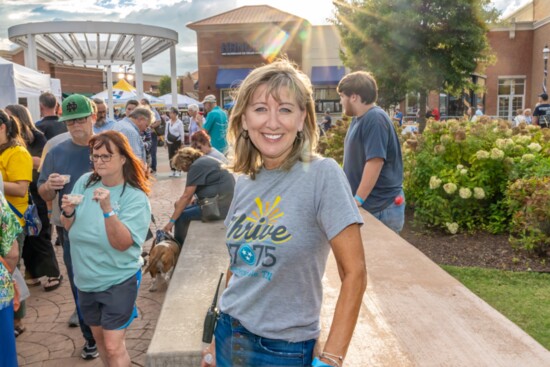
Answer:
[{"left": 7, "top": 200, "right": 23, "bottom": 219}]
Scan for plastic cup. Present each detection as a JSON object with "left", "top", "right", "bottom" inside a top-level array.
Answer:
[
  {"left": 66, "top": 194, "right": 84, "bottom": 205},
  {"left": 61, "top": 175, "right": 71, "bottom": 184}
]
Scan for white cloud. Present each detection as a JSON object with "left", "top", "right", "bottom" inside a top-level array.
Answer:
[
  {"left": 0, "top": 0, "right": 536, "bottom": 78},
  {"left": 493, "top": 0, "right": 531, "bottom": 18}
]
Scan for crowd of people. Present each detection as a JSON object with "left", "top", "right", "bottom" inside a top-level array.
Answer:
[{"left": 0, "top": 56, "right": 423, "bottom": 367}]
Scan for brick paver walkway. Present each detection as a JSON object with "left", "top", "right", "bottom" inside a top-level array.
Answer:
[{"left": 16, "top": 148, "right": 183, "bottom": 366}]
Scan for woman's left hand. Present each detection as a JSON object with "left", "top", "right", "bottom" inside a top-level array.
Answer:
[{"left": 93, "top": 188, "right": 112, "bottom": 213}]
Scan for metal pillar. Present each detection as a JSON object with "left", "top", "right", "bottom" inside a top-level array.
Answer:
[
  {"left": 170, "top": 45, "right": 178, "bottom": 108},
  {"left": 134, "top": 35, "right": 143, "bottom": 99},
  {"left": 25, "top": 33, "right": 40, "bottom": 121},
  {"left": 107, "top": 65, "right": 114, "bottom": 119}
]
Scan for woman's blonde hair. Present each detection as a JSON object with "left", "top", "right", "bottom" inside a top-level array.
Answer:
[
  {"left": 228, "top": 59, "right": 318, "bottom": 178},
  {"left": 171, "top": 147, "right": 203, "bottom": 171}
]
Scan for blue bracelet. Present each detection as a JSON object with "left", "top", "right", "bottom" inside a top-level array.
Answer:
[
  {"left": 354, "top": 194, "right": 365, "bottom": 205},
  {"left": 169, "top": 218, "right": 176, "bottom": 223},
  {"left": 103, "top": 210, "right": 116, "bottom": 218},
  {"left": 311, "top": 357, "right": 333, "bottom": 367}
]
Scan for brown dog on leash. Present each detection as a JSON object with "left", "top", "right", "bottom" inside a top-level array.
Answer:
[{"left": 145, "top": 231, "right": 181, "bottom": 292}]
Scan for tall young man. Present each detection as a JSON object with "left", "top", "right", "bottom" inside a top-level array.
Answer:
[{"left": 338, "top": 71, "right": 405, "bottom": 233}]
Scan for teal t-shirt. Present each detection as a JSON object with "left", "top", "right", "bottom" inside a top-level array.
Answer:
[
  {"left": 68, "top": 173, "right": 151, "bottom": 292},
  {"left": 203, "top": 106, "right": 228, "bottom": 153}
]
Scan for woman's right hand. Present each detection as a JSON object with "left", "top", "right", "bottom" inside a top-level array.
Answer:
[
  {"left": 201, "top": 342, "right": 216, "bottom": 367},
  {"left": 60, "top": 195, "right": 76, "bottom": 215}
]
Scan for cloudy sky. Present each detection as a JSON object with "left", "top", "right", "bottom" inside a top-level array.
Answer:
[{"left": 0, "top": 0, "right": 532, "bottom": 76}]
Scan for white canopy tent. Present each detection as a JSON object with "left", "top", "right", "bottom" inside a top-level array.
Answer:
[
  {"left": 159, "top": 93, "right": 200, "bottom": 108},
  {"left": 92, "top": 79, "right": 164, "bottom": 107},
  {"left": 0, "top": 57, "right": 53, "bottom": 119}
]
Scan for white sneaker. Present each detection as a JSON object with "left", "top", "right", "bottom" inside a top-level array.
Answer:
[
  {"left": 169, "top": 171, "right": 176, "bottom": 177},
  {"left": 175, "top": 171, "right": 181, "bottom": 177}
]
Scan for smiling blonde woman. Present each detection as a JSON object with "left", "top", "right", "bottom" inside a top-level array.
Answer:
[{"left": 202, "top": 59, "right": 367, "bottom": 367}]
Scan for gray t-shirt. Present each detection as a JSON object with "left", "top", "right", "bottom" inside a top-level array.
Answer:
[
  {"left": 220, "top": 158, "right": 363, "bottom": 342},
  {"left": 343, "top": 106, "right": 403, "bottom": 213},
  {"left": 206, "top": 148, "right": 228, "bottom": 164},
  {"left": 186, "top": 156, "right": 234, "bottom": 211}
]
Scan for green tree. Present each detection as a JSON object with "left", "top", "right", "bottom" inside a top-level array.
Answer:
[
  {"left": 333, "top": 0, "right": 498, "bottom": 132},
  {"left": 158, "top": 75, "right": 181, "bottom": 96}
]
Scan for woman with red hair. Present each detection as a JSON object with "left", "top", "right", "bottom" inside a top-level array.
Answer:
[{"left": 61, "top": 130, "right": 151, "bottom": 366}]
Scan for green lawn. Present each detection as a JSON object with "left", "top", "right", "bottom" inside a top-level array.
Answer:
[{"left": 442, "top": 265, "right": 550, "bottom": 351}]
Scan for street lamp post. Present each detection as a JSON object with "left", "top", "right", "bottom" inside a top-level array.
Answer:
[{"left": 543, "top": 44, "right": 549, "bottom": 94}]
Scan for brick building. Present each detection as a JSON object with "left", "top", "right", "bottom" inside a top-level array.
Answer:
[
  {"left": 485, "top": 0, "right": 550, "bottom": 120},
  {"left": 187, "top": 5, "right": 346, "bottom": 114}
]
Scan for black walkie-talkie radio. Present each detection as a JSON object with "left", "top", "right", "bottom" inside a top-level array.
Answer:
[{"left": 202, "top": 272, "right": 224, "bottom": 343}]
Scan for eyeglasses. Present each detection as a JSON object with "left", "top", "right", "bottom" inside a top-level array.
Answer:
[
  {"left": 90, "top": 154, "right": 113, "bottom": 162},
  {"left": 65, "top": 117, "right": 90, "bottom": 126}
]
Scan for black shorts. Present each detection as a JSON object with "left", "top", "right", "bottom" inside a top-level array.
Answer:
[{"left": 78, "top": 271, "right": 141, "bottom": 330}]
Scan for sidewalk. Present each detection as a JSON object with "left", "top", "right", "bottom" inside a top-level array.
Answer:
[{"left": 16, "top": 148, "right": 183, "bottom": 366}]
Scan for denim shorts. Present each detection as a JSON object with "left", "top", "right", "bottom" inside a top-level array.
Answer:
[
  {"left": 78, "top": 271, "right": 141, "bottom": 330},
  {"left": 371, "top": 190, "right": 406, "bottom": 233},
  {"left": 214, "top": 312, "right": 315, "bottom": 367}
]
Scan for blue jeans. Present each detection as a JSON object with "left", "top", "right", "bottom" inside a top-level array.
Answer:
[
  {"left": 371, "top": 191, "right": 406, "bottom": 233},
  {"left": 173, "top": 203, "right": 202, "bottom": 245},
  {"left": 150, "top": 133, "right": 158, "bottom": 172},
  {"left": 214, "top": 312, "right": 315, "bottom": 367},
  {"left": 62, "top": 230, "right": 95, "bottom": 343},
  {"left": 0, "top": 301, "right": 17, "bottom": 367}
]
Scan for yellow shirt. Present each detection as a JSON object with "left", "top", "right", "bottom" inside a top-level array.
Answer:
[{"left": 0, "top": 145, "right": 33, "bottom": 226}]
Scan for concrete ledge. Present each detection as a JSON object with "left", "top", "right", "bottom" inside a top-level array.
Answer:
[
  {"left": 147, "top": 211, "right": 550, "bottom": 366},
  {"left": 320, "top": 211, "right": 550, "bottom": 366},
  {"left": 146, "top": 220, "right": 228, "bottom": 367}
]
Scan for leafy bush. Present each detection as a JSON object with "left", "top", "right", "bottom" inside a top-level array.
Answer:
[
  {"left": 317, "top": 118, "right": 349, "bottom": 165},
  {"left": 506, "top": 176, "right": 550, "bottom": 255},
  {"left": 403, "top": 118, "right": 550, "bottom": 245},
  {"left": 320, "top": 114, "right": 550, "bottom": 253}
]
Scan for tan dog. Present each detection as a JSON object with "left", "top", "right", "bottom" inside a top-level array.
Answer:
[{"left": 145, "top": 236, "right": 181, "bottom": 292}]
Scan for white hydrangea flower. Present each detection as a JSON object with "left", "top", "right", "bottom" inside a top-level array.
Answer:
[
  {"left": 476, "top": 150, "right": 490, "bottom": 159},
  {"left": 527, "top": 143, "right": 542, "bottom": 153},
  {"left": 495, "top": 139, "right": 506, "bottom": 149},
  {"left": 473, "top": 187, "right": 485, "bottom": 199},
  {"left": 443, "top": 183, "right": 458, "bottom": 194},
  {"left": 456, "top": 164, "right": 464, "bottom": 170},
  {"left": 459, "top": 187, "right": 472, "bottom": 199},
  {"left": 446, "top": 222, "right": 459, "bottom": 234},
  {"left": 505, "top": 129, "right": 513, "bottom": 136},
  {"left": 514, "top": 135, "right": 531, "bottom": 145},
  {"left": 429, "top": 176, "right": 442, "bottom": 190},
  {"left": 460, "top": 169, "right": 468, "bottom": 175},
  {"left": 521, "top": 154, "right": 535, "bottom": 163},
  {"left": 490, "top": 148, "right": 505, "bottom": 160}
]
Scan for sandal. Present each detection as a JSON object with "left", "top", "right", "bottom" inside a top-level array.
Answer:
[
  {"left": 25, "top": 278, "right": 41, "bottom": 287},
  {"left": 43, "top": 275, "right": 63, "bottom": 292},
  {"left": 14, "top": 325, "right": 26, "bottom": 338}
]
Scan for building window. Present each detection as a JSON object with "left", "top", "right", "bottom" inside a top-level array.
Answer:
[
  {"left": 314, "top": 88, "right": 341, "bottom": 113},
  {"left": 497, "top": 78, "right": 525, "bottom": 121}
]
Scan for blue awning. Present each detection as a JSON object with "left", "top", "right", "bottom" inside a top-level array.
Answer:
[
  {"left": 311, "top": 66, "right": 346, "bottom": 85},
  {"left": 216, "top": 68, "right": 252, "bottom": 89}
]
